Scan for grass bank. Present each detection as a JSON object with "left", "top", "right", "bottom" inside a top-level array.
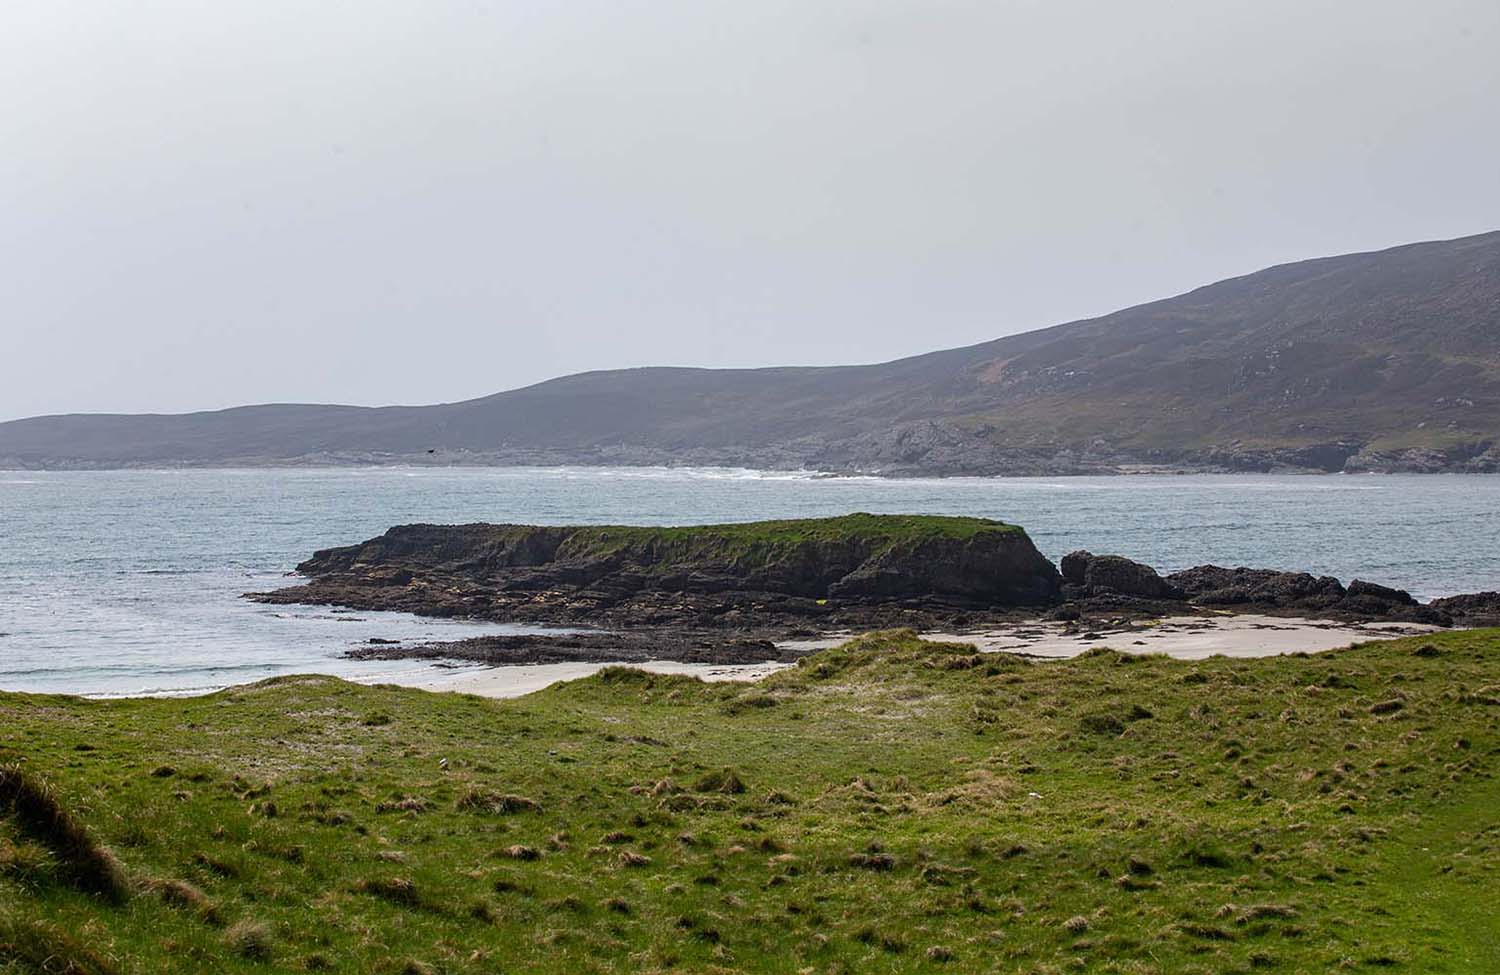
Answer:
[{"left": 3, "top": 629, "right": 1497, "bottom": 973}]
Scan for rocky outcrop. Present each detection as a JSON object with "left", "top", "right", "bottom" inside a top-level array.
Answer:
[
  {"left": 1060, "top": 551, "right": 1182, "bottom": 599},
  {"left": 1164, "top": 565, "right": 1445, "bottom": 622},
  {"left": 1053, "top": 553, "right": 1456, "bottom": 624},
  {"left": 1429, "top": 591, "right": 1500, "bottom": 626},
  {"left": 1165, "top": 565, "right": 1348, "bottom": 611},
  {"left": 252, "top": 514, "right": 1064, "bottom": 629}
]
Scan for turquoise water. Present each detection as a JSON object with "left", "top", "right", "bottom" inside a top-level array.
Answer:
[{"left": 2, "top": 467, "right": 1497, "bottom": 696}]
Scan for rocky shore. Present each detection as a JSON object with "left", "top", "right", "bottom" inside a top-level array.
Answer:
[{"left": 249, "top": 514, "right": 1500, "bottom": 668}]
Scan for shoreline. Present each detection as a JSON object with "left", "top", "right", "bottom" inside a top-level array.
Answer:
[
  {"left": 338, "top": 612, "right": 1444, "bottom": 700},
  {"left": 46, "top": 612, "right": 1447, "bottom": 702}
]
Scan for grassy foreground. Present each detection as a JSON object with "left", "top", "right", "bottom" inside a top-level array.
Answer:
[{"left": 3, "top": 629, "right": 1498, "bottom": 974}]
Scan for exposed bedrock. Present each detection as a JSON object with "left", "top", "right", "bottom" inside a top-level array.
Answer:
[
  {"left": 253, "top": 517, "right": 1497, "bottom": 658},
  {"left": 253, "top": 514, "right": 1064, "bottom": 627},
  {"left": 1060, "top": 550, "right": 1183, "bottom": 600}
]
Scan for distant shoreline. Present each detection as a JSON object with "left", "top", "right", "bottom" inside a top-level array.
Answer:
[{"left": 3, "top": 461, "right": 1497, "bottom": 478}]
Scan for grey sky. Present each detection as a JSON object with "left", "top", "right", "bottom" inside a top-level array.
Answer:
[{"left": 3, "top": 0, "right": 1498, "bottom": 421}]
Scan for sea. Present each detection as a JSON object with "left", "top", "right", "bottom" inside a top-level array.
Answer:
[{"left": 2, "top": 467, "right": 1497, "bottom": 697}]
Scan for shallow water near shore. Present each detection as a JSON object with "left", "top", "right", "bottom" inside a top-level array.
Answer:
[{"left": 2, "top": 467, "right": 1498, "bottom": 696}]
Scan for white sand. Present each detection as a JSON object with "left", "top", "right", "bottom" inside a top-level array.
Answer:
[
  {"left": 370, "top": 613, "right": 1442, "bottom": 699},
  {"left": 921, "top": 614, "right": 1438, "bottom": 660},
  {"left": 363, "top": 659, "right": 793, "bottom": 699}
]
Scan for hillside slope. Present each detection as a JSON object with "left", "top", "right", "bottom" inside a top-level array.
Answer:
[{"left": 4, "top": 230, "right": 1498, "bottom": 473}]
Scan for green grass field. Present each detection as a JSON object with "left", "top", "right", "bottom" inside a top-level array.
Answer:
[{"left": 3, "top": 629, "right": 1497, "bottom": 973}]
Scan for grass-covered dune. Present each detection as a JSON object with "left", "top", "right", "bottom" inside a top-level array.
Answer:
[{"left": 4, "top": 629, "right": 1499, "bottom": 973}]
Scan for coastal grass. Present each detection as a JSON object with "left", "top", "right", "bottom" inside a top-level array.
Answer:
[
  {"left": 553, "top": 513, "right": 1026, "bottom": 564},
  {"left": 2, "top": 629, "right": 1498, "bottom": 972}
]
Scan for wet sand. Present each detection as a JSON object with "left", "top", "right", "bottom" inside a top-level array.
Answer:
[{"left": 371, "top": 613, "right": 1442, "bottom": 698}]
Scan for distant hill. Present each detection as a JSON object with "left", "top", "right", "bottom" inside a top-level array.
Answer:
[{"left": 5, "top": 230, "right": 1499, "bottom": 474}]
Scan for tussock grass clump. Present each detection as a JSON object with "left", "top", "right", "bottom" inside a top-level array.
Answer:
[
  {"left": 375, "top": 795, "right": 431, "bottom": 814},
  {"left": 0, "top": 838, "right": 52, "bottom": 887},
  {"left": 693, "top": 768, "right": 746, "bottom": 794},
  {"left": 720, "top": 693, "right": 779, "bottom": 715},
  {"left": 1078, "top": 703, "right": 1153, "bottom": 736},
  {"left": 924, "top": 769, "right": 1016, "bottom": 808},
  {"left": 0, "top": 764, "right": 131, "bottom": 903},
  {"left": 853, "top": 925, "right": 906, "bottom": 953},
  {"left": 191, "top": 851, "right": 239, "bottom": 877},
  {"left": 224, "top": 919, "right": 274, "bottom": 961},
  {"left": 0, "top": 912, "right": 119, "bottom": 974},
  {"left": 354, "top": 876, "right": 431, "bottom": 910},
  {"left": 1079, "top": 711, "right": 1126, "bottom": 736},
  {"left": 456, "top": 789, "right": 541, "bottom": 815},
  {"left": 501, "top": 844, "right": 540, "bottom": 861},
  {"left": 143, "top": 877, "right": 222, "bottom": 925},
  {"left": 848, "top": 851, "right": 896, "bottom": 871},
  {"left": 617, "top": 849, "right": 652, "bottom": 868},
  {"left": 1219, "top": 902, "right": 1299, "bottom": 923}
]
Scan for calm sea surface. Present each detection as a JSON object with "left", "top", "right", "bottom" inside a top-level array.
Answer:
[{"left": 2, "top": 467, "right": 1497, "bottom": 696}]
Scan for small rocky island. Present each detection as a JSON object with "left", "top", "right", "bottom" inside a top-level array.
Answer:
[{"left": 252, "top": 513, "right": 1500, "bottom": 666}]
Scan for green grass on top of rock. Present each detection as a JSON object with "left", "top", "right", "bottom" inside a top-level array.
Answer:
[
  {"left": 553, "top": 513, "right": 1026, "bottom": 561},
  {"left": 3, "top": 628, "right": 1499, "bottom": 973}
]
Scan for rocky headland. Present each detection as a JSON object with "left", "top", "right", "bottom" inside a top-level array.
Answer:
[{"left": 248, "top": 513, "right": 1500, "bottom": 668}]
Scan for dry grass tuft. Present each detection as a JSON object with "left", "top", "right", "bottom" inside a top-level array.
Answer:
[
  {"left": 849, "top": 851, "right": 896, "bottom": 871},
  {"left": 456, "top": 789, "right": 541, "bottom": 815},
  {"left": 693, "top": 768, "right": 746, "bottom": 794},
  {"left": 353, "top": 876, "right": 429, "bottom": 910},
  {"left": 0, "top": 763, "right": 132, "bottom": 903},
  {"left": 0, "top": 912, "right": 120, "bottom": 974},
  {"left": 924, "top": 769, "right": 1017, "bottom": 808},
  {"left": 501, "top": 844, "right": 541, "bottom": 861},
  {"left": 375, "top": 795, "right": 431, "bottom": 814},
  {"left": 143, "top": 877, "right": 222, "bottom": 925},
  {"left": 224, "top": 919, "right": 274, "bottom": 962},
  {"left": 617, "top": 850, "right": 652, "bottom": 868}
]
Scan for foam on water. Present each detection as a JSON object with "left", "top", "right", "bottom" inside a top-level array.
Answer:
[{"left": 2, "top": 467, "right": 1497, "bottom": 696}]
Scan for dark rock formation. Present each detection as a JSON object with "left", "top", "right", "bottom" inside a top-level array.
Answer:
[
  {"left": 1429, "top": 591, "right": 1500, "bottom": 626},
  {"left": 1166, "top": 565, "right": 1348, "bottom": 611},
  {"left": 251, "top": 514, "right": 1063, "bottom": 631},
  {"left": 249, "top": 514, "right": 1493, "bottom": 670},
  {"left": 346, "top": 631, "right": 798, "bottom": 667},
  {"left": 1060, "top": 551, "right": 1182, "bottom": 600},
  {"left": 1166, "top": 565, "right": 1446, "bottom": 623}
]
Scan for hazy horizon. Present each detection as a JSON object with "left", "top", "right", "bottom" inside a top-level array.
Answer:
[{"left": 6, "top": 0, "right": 1499, "bottom": 422}]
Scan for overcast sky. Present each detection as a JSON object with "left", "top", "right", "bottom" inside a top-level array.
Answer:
[{"left": 3, "top": 0, "right": 1498, "bottom": 420}]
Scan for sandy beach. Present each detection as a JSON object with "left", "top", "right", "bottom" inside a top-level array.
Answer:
[{"left": 368, "top": 613, "right": 1443, "bottom": 699}]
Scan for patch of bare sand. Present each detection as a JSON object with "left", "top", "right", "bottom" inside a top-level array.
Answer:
[
  {"left": 378, "top": 659, "right": 791, "bottom": 699},
  {"left": 782, "top": 614, "right": 1443, "bottom": 662}
]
